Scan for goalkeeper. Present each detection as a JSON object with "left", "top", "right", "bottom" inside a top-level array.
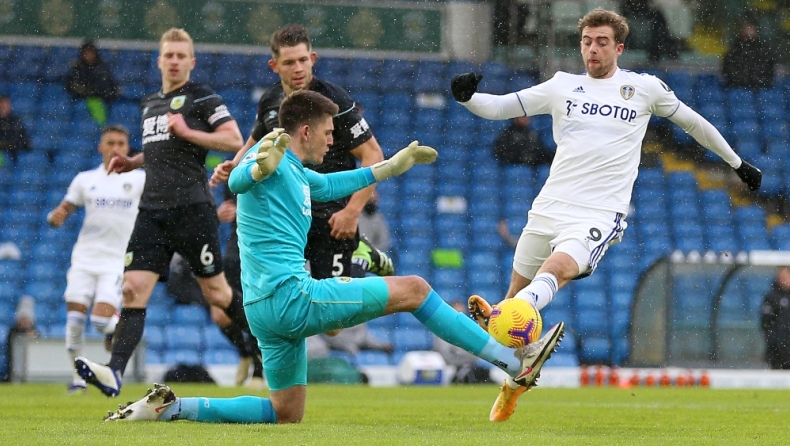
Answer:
[{"left": 103, "top": 90, "right": 564, "bottom": 424}]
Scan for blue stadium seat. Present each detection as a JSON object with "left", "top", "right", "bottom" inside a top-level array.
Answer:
[
  {"left": 145, "top": 305, "right": 171, "bottom": 328},
  {"left": 172, "top": 304, "right": 208, "bottom": 326},
  {"left": 0, "top": 281, "right": 21, "bottom": 303},
  {"left": 143, "top": 326, "right": 166, "bottom": 352},
  {"left": 204, "top": 348, "right": 240, "bottom": 365},
  {"left": 162, "top": 349, "right": 201, "bottom": 365},
  {"left": 432, "top": 268, "right": 465, "bottom": 290},
  {"left": 772, "top": 224, "right": 790, "bottom": 249},
  {"left": 118, "top": 82, "right": 146, "bottom": 101},
  {"left": 367, "top": 313, "right": 397, "bottom": 331},
  {"left": 26, "top": 261, "right": 62, "bottom": 283},
  {"left": 165, "top": 326, "right": 204, "bottom": 351},
  {"left": 367, "top": 327, "right": 393, "bottom": 344},
  {"left": 578, "top": 336, "right": 611, "bottom": 364},
  {"left": 392, "top": 328, "right": 432, "bottom": 352},
  {"left": 395, "top": 312, "right": 423, "bottom": 330},
  {"left": 412, "top": 61, "right": 446, "bottom": 93},
  {"left": 145, "top": 351, "right": 163, "bottom": 364},
  {"left": 203, "top": 325, "right": 236, "bottom": 351},
  {"left": 44, "top": 46, "right": 76, "bottom": 82},
  {"left": 24, "top": 281, "right": 63, "bottom": 304},
  {"left": 735, "top": 206, "right": 766, "bottom": 225},
  {"left": 379, "top": 60, "right": 415, "bottom": 92},
  {"left": 355, "top": 351, "right": 391, "bottom": 366},
  {"left": 347, "top": 59, "right": 382, "bottom": 93},
  {"left": 213, "top": 54, "right": 249, "bottom": 87},
  {"left": 0, "top": 302, "right": 15, "bottom": 325}
]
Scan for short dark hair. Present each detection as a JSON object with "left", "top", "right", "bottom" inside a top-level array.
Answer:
[
  {"left": 578, "top": 8, "right": 629, "bottom": 44},
  {"left": 278, "top": 90, "right": 339, "bottom": 134},
  {"left": 101, "top": 124, "right": 129, "bottom": 137},
  {"left": 270, "top": 24, "right": 311, "bottom": 59}
]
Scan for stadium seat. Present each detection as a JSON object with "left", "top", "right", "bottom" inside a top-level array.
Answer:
[
  {"left": 355, "top": 351, "right": 391, "bottom": 366},
  {"left": 0, "top": 302, "right": 15, "bottom": 325},
  {"left": 578, "top": 336, "right": 611, "bottom": 364},
  {"left": 44, "top": 46, "right": 76, "bottom": 82},
  {"left": 165, "top": 326, "right": 204, "bottom": 351},
  {"left": 145, "top": 305, "right": 171, "bottom": 327},
  {"left": 395, "top": 312, "right": 423, "bottom": 330},
  {"left": 347, "top": 59, "right": 381, "bottom": 93},
  {"left": 367, "top": 313, "right": 397, "bottom": 331},
  {"left": 162, "top": 349, "right": 201, "bottom": 365},
  {"left": 143, "top": 326, "right": 166, "bottom": 352},
  {"left": 26, "top": 261, "right": 62, "bottom": 283},
  {"left": 367, "top": 327, "right": 393, "bottom": 344},
  {"left": 172, "top": 304, "right": 208, "bottom": 326},
  {"left": 24, "top": 281, "right": 63, "bottom": 304},
  {"left": 203, "top": 325, "right": 236, "bottom": 351},
  {"left": 203, "top": 348, "right": 240, "bottom": 365},
  {"left": 392, "top": 328, "right": 433, "bottom": 352}
]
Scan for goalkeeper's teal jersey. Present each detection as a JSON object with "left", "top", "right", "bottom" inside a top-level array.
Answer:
[{"left": 228, "top": 144, "right": 376, "bottom": 305}]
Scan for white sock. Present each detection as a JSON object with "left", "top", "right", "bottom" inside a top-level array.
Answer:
[
  {"left": 514, "top": 272, "right": 558, "bottom": 310},
  {"left": 66, "top": 311, "right": 86, "bottom": 383},
  {"left": 90, "top": 312, "right": 120, "bottom": 335}
]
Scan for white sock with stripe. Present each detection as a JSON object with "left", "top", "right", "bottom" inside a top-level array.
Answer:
[{"left": 514, "top": 272, "right": 558, "bottom": 311}]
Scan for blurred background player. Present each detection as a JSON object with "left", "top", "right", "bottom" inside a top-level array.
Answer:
[
  {"left": 46, "top": 125, "right": 144, "bottom": 393},
  {"left": 761, "top": 266, "right": 790, "bottom": 370},
  {"left": 0, "top": 95, "right": 31, "bottom": 165},
  {"left": 451, "top": 8, "right": 761, "bottom": 422},
  {"left": 74, "top": 28, "right": 249, "bottom": 397},
  {"left": 2, "top": 295, "right": 39, "bottom": 382},
  {"left": 212, "top": 23, "right": 386, "bottom": 281}
]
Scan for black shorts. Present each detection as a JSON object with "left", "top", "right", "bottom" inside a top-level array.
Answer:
[
  {"left": 125, "top": 203, "right": 224, "bottom": 280},
  {"left": 304, "top": 217, "right": 359, "bottom": 279}
]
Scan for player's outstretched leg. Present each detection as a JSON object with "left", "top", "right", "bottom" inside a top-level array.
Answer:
[
  {"left": 490, "top": 322, "right": 565, "bottom": 422},
  {"left": 104, "top": 383, "right": 177, "bottom": 421},
  {"left": 103, "top": 384, "right": 277, "bottom": 423},
  {"left": 468, "top": 294, "right": 493, "bottom": 331},
  {"left": 75, "top": 356, "right": 122, "bottom": 397}
]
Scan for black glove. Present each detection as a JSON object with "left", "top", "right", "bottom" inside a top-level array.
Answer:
[
  {"left": 450, "top": 72, "right": 483, "bottom": 102},
  {"left": 735, "top": 159, "right": 762, "bottom": 191}
]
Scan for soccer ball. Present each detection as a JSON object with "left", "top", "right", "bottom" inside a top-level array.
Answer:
[{"left": 488, "top": 298, "right": 543, "bottom": 348}]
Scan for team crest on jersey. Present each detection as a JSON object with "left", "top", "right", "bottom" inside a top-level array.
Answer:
[
  {"left": 125, "top": 252, "right": 133, "bottom": 267},
  {"left": 170, "top": 95, "right": 186, "bottom": 110},
  {"left": 620, "top": 85, "right": 635, "bottom": 100},
  {"left": 123, "top": 183, "right": 132, "bottom": 192},
  {"left": 337, "top": 277, "right": 352, "bottom": 283}
]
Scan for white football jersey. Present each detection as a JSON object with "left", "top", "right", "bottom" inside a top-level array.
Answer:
[
  {"left": 64, "top": 165, "right": 146, "bottom": 273},
  {"left": 515, "top": 68, "right": 679, "bottom": 214}
]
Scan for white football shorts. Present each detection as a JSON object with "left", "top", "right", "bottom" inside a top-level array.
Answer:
[
  {"left": 63, "top": 268, "right": 123, "bottom": 308},
  {"left": 512, "top": 197, "right": 627, "bottom": 280}
]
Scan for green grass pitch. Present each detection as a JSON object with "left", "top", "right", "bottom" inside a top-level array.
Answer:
[{"left": 1, "top": 383, "right": 788, "bottom": 445}]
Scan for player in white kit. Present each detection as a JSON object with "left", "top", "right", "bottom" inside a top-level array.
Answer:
[
  {"left": 47, "top": 125, "right": 145, "bottom": 393},
  {"left": 450, "top": 8, "right": 762, "bottom": 421}
]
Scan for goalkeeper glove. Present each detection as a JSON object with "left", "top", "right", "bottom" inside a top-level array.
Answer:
[
  {"left": 371, "top": 141, "right": 437, "bottom": 182},
  {"left": 451, "top": 72, "right": 483, "bottom": 102},
  {"left": 734, "top": 159, "right": 761, "bottom": 191},
  {"left": 251, "top": 128, "right": 291, "bottom": 181}
]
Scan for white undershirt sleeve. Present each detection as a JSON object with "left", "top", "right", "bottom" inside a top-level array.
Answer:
[
  {"left": 460, "top": 92, "right": 526, "bottom": 120},
  {"left": 667, "top": 101, "right": 742, "bottom": 168}
]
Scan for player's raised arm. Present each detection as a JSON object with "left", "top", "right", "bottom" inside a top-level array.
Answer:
[
  {"left": 451, "top": 72, "right": 526, "bottom": 120},
  {"left": 167, "top": 112, "right": 243, "bottom": 153},
  {"left": 228, "top": 129, "right": 289, "bottom": 194},
  {"left": 667, "top": 101, "right": 762, "bottom": 191},
  {"left": 307, "top": 140, "right": 437, "bottom": 203}
]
